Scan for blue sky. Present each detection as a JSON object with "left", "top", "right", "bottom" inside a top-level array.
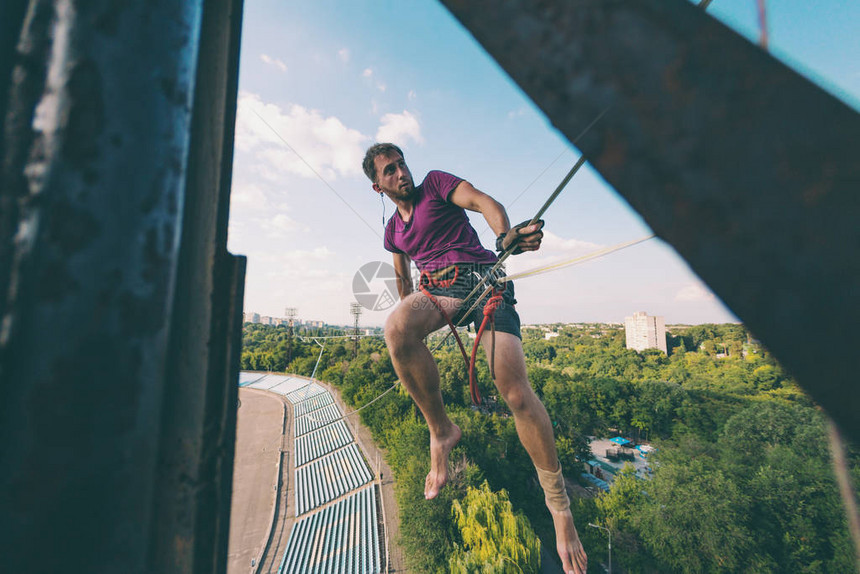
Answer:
[{"left": 228, "top": 0, "right": 860, "bottom": 327}]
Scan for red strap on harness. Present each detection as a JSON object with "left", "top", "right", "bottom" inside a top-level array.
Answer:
[
  {"left": 418, "top": 266, "right": 504, "bottom": 406},
  {"left": 470, "top": 290, "right": 503, "bottom": 401}
]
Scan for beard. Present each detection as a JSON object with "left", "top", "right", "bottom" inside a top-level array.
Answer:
[{"left": 386, "top": 179, "right": 415, "bottom": 200}]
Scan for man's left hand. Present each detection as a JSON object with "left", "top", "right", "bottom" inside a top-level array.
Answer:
[{"left": 499, "top": 219, "right": 544, "bottom": 255}]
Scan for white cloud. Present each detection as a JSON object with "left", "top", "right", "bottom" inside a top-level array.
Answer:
[
  {"left": 407, "top": 90, "right": 417, "bottom": 101},
  {"left": 260, "top": 53, "right": 287, "bottom": 72},
  {"left": 360, "top": 67, "right": 386, "bottom": 92},
  {"left": 242, "top": 247, "right": 349, "bottom": 319},
  {"left": 260, "top": 213, "right": 309, "bottom": 239},
  {"left": 675, "top": 282, "right": 717, "bottom": 302},
  {"left": 258, "top": 248, "right": 343, "bottom": 296},
  {"left": 226, "top": 218, "right": 247, "bottom": 247},
  {"left": 376, "top": 110, "right": 423, "bottom": 145},
  {"left": 235, "top": 92, "right": 368, "bottom": 180},
  {"left": 338, "top": 48, "right": 350, "bottom": 63},
  {"left": 259, "top": 246, "right": 334, "bottom": 273},
  {"left": 541, "top": 232, "right": 602, "bottom": 252},
  {"left": 230, "top": 181, "right": 270, "bottom": 211}
]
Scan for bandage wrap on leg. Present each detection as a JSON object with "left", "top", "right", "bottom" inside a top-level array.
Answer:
[{"left": 535, "top": 462, "right": 570, "bottom": 512}]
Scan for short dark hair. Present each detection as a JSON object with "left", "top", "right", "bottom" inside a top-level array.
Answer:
[{"left": 362, "top": 143, "right": 404, "bottom": 183}]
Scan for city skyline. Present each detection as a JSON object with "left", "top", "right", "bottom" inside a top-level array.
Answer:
[{"left": 243, "top": 308, "right": 725, "bottom": 331}]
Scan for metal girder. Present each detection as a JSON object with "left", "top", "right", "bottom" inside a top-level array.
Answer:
[
  {"left": 0, "top": 1, "right": 245, "bottom": 573},
  {"left": 439, "top": 0, "right": 860, "bottom": 443}
]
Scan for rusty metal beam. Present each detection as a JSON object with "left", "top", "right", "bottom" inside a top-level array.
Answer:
[
  {"left": 149, "top": 0, "right": 246, "bottom": 570},
  {"left": 440, "top": 0, "right": 860, "bottom": 442},
  {"left": 0, "top": 1, "right": 245, "bottom": 572}
]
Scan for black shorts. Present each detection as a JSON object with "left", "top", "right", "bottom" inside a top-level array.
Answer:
[{"left": 421, "top": 263, "right": 522, "bottom": 339}]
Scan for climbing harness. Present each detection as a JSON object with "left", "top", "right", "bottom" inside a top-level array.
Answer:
[
  {"left": 418, "top": 266, "right": 508, "bottom": 405},
  {"left": 296, "top": 236, "right": 655, "bottom": 423}
]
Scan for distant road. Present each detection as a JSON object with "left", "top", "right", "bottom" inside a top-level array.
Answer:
[{"left": 226, "top": 388, "right": 284, "bottom": 574}]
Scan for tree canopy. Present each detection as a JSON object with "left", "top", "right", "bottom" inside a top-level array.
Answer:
[{"left": 242, "top": 321, "right": 858, "bottom": 572}]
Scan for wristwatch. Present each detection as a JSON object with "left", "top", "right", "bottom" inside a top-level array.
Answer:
[{"left": 495, "top": 232, "right": 507, "bottom": 253}]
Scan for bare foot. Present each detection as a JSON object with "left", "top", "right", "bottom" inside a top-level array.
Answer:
[
  {"left": 424, "top": 423, "right": 462, "bottom": 499},
  {"left": 550, "top": 507, "right": 587, "bottom": 574}
]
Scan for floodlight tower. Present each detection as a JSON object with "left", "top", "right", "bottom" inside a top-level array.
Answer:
[
  {"left": 285, "top": 307, "right": 298, "bottom": 365},
  {"left": 350, "top": 303, "right": 362, "bottom": 358}
]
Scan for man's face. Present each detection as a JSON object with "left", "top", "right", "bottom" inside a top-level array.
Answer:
[{"left": 372, "top": 152, "right": 414, "bottom": 200}]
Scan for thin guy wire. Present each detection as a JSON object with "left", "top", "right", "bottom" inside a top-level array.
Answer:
[
  {"left": 477, "top": 147, "right": 568, "bottom": 239},
  {"left": 251, "top": 108, "right": 382, "bottom": 239},
  {"left": 511, "top": 104, "right": 610, "bottom": 213},
  {"left": 826, "top": 417, "right": 860, "bottom": 570},
  {"left": 298, "top": 334, "right": 377, "bottom": 341},
  {"left": 478, "top": 106, "right": 610, "bottom": 239}
]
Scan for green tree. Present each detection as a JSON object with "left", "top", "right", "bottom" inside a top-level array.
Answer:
[
  {"left": 383, "top": 417, "right": 466, "bottom": 572},
  {"left": 596, "top": 465, "right": 642, "bottom": 532},
  {"left": 719, "top": 403, "right": 855, "bottom": 572},
  {"left": 286, "top": 321, "right": 855, "bottom": 572},
  {"left": 635, "top": 458, "right": 752, "bottom": 573},
  {"left": 449, "top": 481, "right": 541, "bottom": 573},
  {"left": 595, "top": 465, "right": 661, "bottom": 573}
]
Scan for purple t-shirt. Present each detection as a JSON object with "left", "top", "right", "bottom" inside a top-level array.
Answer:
[{"left": 384, "top": 170, "right": 497, "bottom": 270}]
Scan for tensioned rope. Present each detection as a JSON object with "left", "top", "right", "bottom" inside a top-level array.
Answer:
[
  {"left": 309, "top": 338, "right": 326, "bottom": 381},
  {"left": 441, "top": 105, "right": 611, "bottom": 332},
  {"left": 447, "top": 154, "right": 590, "bottom": 330},
  {"left": 500, "top": 235, "right": 655, "bottom": 283},
  {"left": 477, "top": 147, "right": 568, "bottom": 240},
  {"left": 289, "top": 329, "right": 400, "bottom": 424}
]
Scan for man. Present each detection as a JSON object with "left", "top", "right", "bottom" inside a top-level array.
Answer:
[{"left": 362, "top": 143, "right": 587, "bottom": 574}]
